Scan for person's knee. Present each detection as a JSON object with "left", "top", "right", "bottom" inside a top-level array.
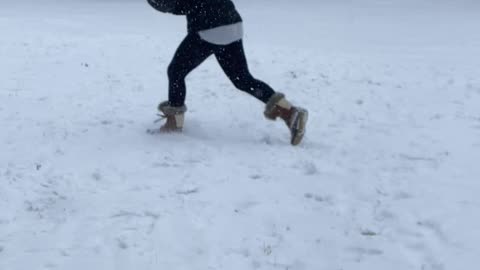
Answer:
[
  {"left": 231, "top": 75, "right": 255, "bottom": 91},
  {"left": 231, "top": 78, "right": 246, "bottom": 90}
]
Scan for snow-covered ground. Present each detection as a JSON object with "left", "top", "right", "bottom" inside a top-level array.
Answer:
[{"left": 1, "top": 0, "right": 480, "bottom": 269}]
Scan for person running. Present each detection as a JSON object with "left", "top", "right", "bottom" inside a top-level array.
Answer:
[{"left": 147, "top": 0, "right": 308, "bottom": 145}]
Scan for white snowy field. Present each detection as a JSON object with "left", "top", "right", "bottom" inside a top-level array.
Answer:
[{"left": 1, "top": 0, "right": 480, "bottom": 269}]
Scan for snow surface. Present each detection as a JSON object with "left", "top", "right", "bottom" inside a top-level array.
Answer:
[{"left": 1, "top": 0, "right": 480, "bottom": 269}]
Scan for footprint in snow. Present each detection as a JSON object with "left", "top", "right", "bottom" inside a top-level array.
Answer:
[
  {"left": 304, "top": 193, "right": 333, "bottom": 204},
  {"left": 393, "top": 191, "right": 413, "bottom": 200},
  {"left": 176, "top": 188, "right": 200, "bottom": 195},
  {"left": 347, "top": 247, "right": 383, "bottom": 256},
  {"left": 116, "top": 238, "right": 129, "bottom": 250}
]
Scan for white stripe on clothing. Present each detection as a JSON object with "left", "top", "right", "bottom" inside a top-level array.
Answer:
[{"left": 198, "top": 22, "right": 244, "bottom": 45}]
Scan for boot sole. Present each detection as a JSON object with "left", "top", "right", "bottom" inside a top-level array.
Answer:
[
  {"left": 147, "top": 127, "right": 182, "bottom": 135},
  {"left": 291, "top": 108, "right": 308, "bottom": 146}
]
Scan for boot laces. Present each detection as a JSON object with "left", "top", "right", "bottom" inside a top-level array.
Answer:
[{"left": 154, "top": 113, "right": 167, "bottom": 123}]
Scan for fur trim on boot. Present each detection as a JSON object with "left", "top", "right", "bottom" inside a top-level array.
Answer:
[{"left": 157, "top": 101, "right": 187, "bottom": 132}]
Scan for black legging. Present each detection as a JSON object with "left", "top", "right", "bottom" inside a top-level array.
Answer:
[{"left": 167, "top": 33, "right": 276, "bottom": 107}]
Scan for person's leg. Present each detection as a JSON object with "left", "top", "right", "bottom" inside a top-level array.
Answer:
[
  {"left": 215, "top": 40, "right": 308, "bottom": 145},
  {"left": 168, "top": 33, "right": 214, "bottom": 106},
  {"left": 158, "top": 34, "right": 214, "bottom": 132},
  {"left": 214, "top": 40, "right": 275, "bottom": 103}
]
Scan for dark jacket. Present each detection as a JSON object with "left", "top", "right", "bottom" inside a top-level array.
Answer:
[{"left": 147, "top": 0, "right": 243, "bottom": 33}]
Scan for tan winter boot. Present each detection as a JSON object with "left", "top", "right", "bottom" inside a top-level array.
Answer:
[
  {"left": 157, "top": 101, "right": 187, "bottom": 133},
  {"left": 264, "top": 93, "right": 308, "bottom": 146}
]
